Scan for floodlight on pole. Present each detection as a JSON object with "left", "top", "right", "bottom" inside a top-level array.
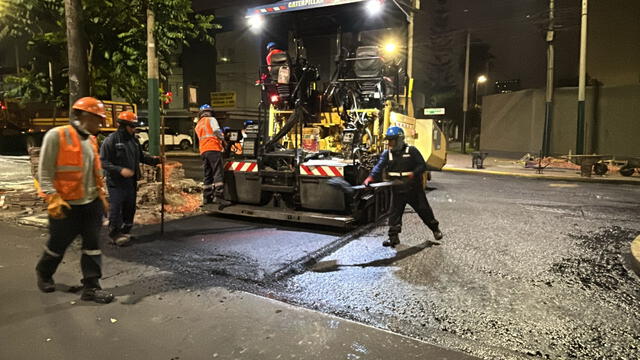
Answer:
[
  {"left": 247, "top": 15, "right": 264, "bottom": 33},
  {"left": 477, "top": 75, "right": 488, "bottom": 83},
  {"left": 365, "top": 0, "right": 384, "bottom": 16}
]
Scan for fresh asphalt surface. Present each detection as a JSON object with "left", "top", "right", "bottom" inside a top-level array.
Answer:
[
  {"left": 272, "top": 172, "right": 640, "bottom": 359},
  {"left": 107, "top": 156, "right": 640, "bottom": 358},
  {"left": 1, "top": 153, "right": 639, "bottom": 359}
]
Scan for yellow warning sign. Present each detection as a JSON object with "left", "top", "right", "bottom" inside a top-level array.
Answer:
[{"left": 211, "top": 92, "right": 236, "bottom": 108}]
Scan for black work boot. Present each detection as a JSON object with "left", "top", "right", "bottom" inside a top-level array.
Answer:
[
  {"left": 36, "top": 272, "right": 55, "bottom": 293},
  {"left": 383, "top": 235, "right": 400, "bottom": 247},
  {"left": 432, "top": 228, "right": 443, "bottom": 241},
  {"left": 81, "top": 287, "right": 114, "bottom": 304},
  {"left": 81, "top": 278, "right": 114, "bottom": 304},
  {"left": 111, "top": 233, "right": 131, "bottom": 246}
]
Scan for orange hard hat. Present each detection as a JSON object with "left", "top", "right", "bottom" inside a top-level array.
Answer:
[
  {"left": 72, "top": 97, "right": 106, "bottom": 118},
  {"left": 117, "top": 111, "right": 139, "bottom": 126}
]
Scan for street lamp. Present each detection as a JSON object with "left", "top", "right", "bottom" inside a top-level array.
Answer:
[{"left": 475, "top": 75, "right": 487, "bottom": 106}]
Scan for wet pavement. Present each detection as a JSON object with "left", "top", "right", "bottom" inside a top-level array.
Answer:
[{"left": 272, "top": 172, "right": 640, "bottom": 359}]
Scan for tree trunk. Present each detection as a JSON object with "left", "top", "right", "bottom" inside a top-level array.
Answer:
[{"left": 64, "top": 0, "right": 89, "bottom": 106}]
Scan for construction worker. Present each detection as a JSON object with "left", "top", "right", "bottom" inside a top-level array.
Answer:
[
  {"left": 195, "top": 104, "right": 228, "bottom": 205},
  {"left": 100, "top": 111, "right": 161, "bottom": 246},
  {"left": 35, "top": 97, "right": 114, "bottom": 304},
  {"left": 363, "top": 126, "right": 443, "bottom": 247}
]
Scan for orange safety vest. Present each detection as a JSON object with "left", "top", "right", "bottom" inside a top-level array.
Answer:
[
  {"left": 195, "top": 117, "right": 223, "bottom": 154},
  {"left": 52, "top": 125, "right": 104, "bottom": 200}
]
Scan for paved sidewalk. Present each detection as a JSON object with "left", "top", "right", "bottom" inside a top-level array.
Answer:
[{"left": 443, "top": 152, "right": 640, "bottom": 185}]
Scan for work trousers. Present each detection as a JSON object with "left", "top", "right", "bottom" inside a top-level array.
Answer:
[
  {"left": 36, "top": 198, "right": 104, "bottom": 287},
  {"left": 388, "top": 179, "right": 439, "bottom": 238},
  {"left": 202, "top": 150, "right": 224, "bottom": 200},
  {"left": 108, "top": 180, "right": 137, "bottom": 237}
]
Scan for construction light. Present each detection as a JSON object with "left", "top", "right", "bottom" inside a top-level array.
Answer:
[
  {"left": 477, "top": 75, "right": 488, "bottom": 83},
  {"left": 383, "top": 42, "right": 397, "bottom": 54},
  {"left": 247, "top": 15, "right": 264, "bottom": 33},
  {"left": 270, "top": 94, "right": 280, "bottom": 103},
  {"left": 365, "top": 0, "right": 383, "bottom": 16}
]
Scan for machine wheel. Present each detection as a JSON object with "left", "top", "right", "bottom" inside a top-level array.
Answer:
[
  {"left": 179, "top": 140, "right": 191, "bottom": 150},
  {"left": 593, "top": 162, "right": 608, "bottom": 176},
  {"left": 620, "top": 166, "right": 635, "bottom": 177}
]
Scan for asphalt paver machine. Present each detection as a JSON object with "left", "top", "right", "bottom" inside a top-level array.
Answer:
[{"left": 209, "top": 0, "right": 447, "bottom": 228}]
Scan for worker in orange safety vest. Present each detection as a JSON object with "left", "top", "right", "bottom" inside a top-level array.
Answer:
[
  {"left": 35, "top": 96, "right": 114, "bottom": 304},
  {"left": 195, "top": 104, "right": 229, "bottom": 205}
]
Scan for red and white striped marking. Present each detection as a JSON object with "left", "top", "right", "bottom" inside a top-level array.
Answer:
[
  {"left": 255, "top": 5, "right": 287, "bottom": 13},
  {"left": 225, "top": 161, "right": 258, "bottom": 172},
  {"left": 299, "top": 165, "right": 344, "bottom": 177}
]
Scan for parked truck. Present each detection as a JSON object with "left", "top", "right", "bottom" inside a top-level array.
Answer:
[{"left": 0, "top": 97, "right": 136, "bottom": 153}]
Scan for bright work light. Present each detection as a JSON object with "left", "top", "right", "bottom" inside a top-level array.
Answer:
[
  {"left": 365, "top": 0, "right": 383, "bottom": 16},
  {"left": 247, "top": 15, "right": 264, "bottom": 33},
  {"left": 383, "top": 42, "right": 397, "bottom": 54}
]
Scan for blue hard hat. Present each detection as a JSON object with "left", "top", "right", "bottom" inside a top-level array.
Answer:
[
  {"left": 222, "top": 126, "right": 231, "bottom": 133},
  {"left": 199, "top": 104, "right": 212, "bottom": 111},
  {"left": 266, "top": 42, "right": 277, "bottom": 51},
  {"left": 385, "top": 126, "right": 404, "bottom": 140},
  {"left": 243, "top": 120, "right": 255, "bottom": 127}
]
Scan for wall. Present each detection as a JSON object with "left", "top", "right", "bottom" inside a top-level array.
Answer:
[{"left": 480, "top": 85, "right": 639, "bottom": 157}]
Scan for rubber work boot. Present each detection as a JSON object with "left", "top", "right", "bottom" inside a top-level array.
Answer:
[
  {"left": 81, "top": 287, "right": 114, "bottom": 304},
  {"left": 432, "top": 228, "right": 443, "bottom": 241},
  {"left": 212, "top": 196, "right": 231, "bottom": 206},
  {"left": 383, "top": 235, "right": 400, "bottom": 247},
  {"left": 111, "top": 233, "right": 130, "bottom": 247},
  {"left": 36, "top": 272, "right": 55, "bottom": 293}
]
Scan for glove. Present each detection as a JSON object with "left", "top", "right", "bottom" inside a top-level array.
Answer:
[
  {"left": 98, "top": 192, "right": 109, "bottom": 215},
  {"left": 46, "top": 193, "right": 71, "bottom": 219},
  {"left": 363, "top": 176, "right": 374, "bottom": 187}
]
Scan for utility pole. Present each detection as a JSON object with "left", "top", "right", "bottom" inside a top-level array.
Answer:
[
  {"left": 147, "top": 8, "right": 161, "bottom": 156},
  {"left": 64, "top": 0, "right": 89, "bottom": 104},
  {"left": 576, "top": 0, "right": 588, "bottom": 155},
  {"left": 461, "top": 30, "right": 470, "bottom": 154},
  {"left": 404, "top": 0, "right": 417, "bottom": 116},
  {"left": 542, "top": 0, "right": 555, "bottom": 157}
]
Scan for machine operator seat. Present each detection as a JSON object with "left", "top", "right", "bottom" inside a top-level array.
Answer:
[
  {"left": 268, "top": 51, "right": 293, "bottom": 107},
  {"left": 353, "top": 46, "right": 384, "bottom": 104}
]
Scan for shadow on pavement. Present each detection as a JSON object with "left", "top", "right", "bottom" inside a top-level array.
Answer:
[{"left": 310, "top": 240, "right": 439, "bottom": 273}]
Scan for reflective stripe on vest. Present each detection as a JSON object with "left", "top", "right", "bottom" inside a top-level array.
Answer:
[
  {"left": 196, "top": 117, "right": 223, "bottom": 153},
  {"left": 388, "top": 146, "right": 409, "bottom": 162},
  {"left": 53, "top": 125, "right": 103, "bottom": 201},
  {"left": 388, "top": 172, "right": 413, "bottom": 177}
]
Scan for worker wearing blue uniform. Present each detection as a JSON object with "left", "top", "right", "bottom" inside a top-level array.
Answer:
[{"left": 364, "top": 126, "right": 443, "bottom": 247}]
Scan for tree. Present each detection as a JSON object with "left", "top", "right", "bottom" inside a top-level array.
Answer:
[{"left": 0, "top": 0, "right": 218, "bottom": 105}]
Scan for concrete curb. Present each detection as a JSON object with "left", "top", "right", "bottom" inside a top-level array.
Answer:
[
  {"left": 630, "top": 235, "right": 640, "bottom": 277},
  {"left": 443, "top": 166, "right": 640, "bottom": 185}
]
